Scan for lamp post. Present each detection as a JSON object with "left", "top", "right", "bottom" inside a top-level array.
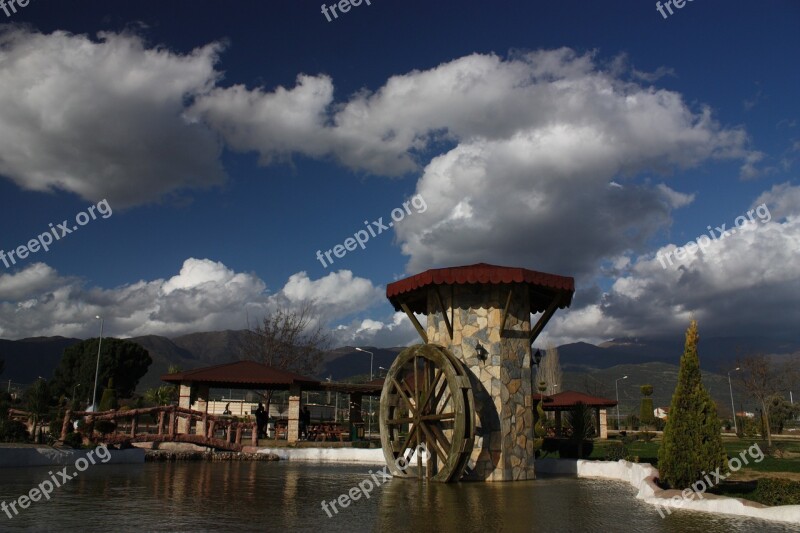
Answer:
[
  {"left": 72, "top": 383, "right": 80, "bottom": 406},
  {"left": 615, "top": 376, "right": 628, "bottom": 430},
  {"left": 728, "top": 367, "right": 741, "bottom": 434},
  {"left": 355, "top": 347, "right": 374, "bottom": 438},
  {"left": 90, "top": 316, "right": 104, "bottom": 412}
]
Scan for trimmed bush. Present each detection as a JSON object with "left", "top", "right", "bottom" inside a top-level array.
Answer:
[
  {"left": 0, "top": 419, "right": 29, "bottom": 442},
  {"left": 94, "top": 420, "right": 116, "bottom": 435},
  {"left": 752, "top": 478, "right": 800, "bottom": 506},
  {"left": 604, "top": 441, "right": 628, "bottom": 461},
  {"left": 63, "top": 432, "right": 83, "bottom": 449},
  {"left": 558, "top": 439, "right": 594, "bottom": 459}
]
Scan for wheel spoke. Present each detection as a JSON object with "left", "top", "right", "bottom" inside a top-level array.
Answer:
[
  {"left": 420, "top": 412, "right": 455, "bottom": 421},
  {"left": 391, "top": 376, "right": 417, "bottom": 416},
  {"left": 418, "top": 369, "right": 443, "bottom": 416},
  {"left": 418, "top": 422, "right": 448, "bottom": 463}
]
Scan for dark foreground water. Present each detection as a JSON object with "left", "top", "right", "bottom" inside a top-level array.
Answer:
[{"left": 0, "top": 462, "right": 797, "bottom": 532}]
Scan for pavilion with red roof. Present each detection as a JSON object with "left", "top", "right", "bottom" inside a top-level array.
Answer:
[{"left": 541, "top": 390, "right": 618, "bottom": 439}]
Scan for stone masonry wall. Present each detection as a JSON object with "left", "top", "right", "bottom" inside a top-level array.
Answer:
[{"left": 426, "top": 284, "right": 535, "bottom": 481}]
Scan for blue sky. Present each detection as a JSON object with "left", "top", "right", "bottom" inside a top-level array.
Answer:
[{"left": 0, "top": 0, "right": 798, "bottom": 347}]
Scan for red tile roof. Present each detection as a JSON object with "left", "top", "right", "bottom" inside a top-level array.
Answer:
[
  {"left": 542, "top": 390, "right": 618, "bottom": 409},
  {"left": 386, "top": 263, "right": 575, "bottom": 314},
  {"left": 161, "top": 360, "right": 319, "bottom": 389}
]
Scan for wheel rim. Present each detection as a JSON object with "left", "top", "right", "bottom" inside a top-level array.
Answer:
[{"left": 379, "top": 344, "right": 474, "bottom": 482}]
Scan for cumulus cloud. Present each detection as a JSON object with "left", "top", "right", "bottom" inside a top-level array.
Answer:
[
  {"left": 331, "top": 312, "right": 420, "bottom": 348},
  {"left": 0, "top": 259, "right": 383, "bottom": 339},
  {"left": 0, "top": 27, "right": 226, "bottom": 207},
  {"left": 540, "top": 194, "right": 800, "bottom": 345},
  {"left": 754, "top": 181, "right": 800, "bottom": 220}
]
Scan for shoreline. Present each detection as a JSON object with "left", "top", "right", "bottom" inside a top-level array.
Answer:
[{"left": 536, "top": 458, "right": 800, "bottom": 525}]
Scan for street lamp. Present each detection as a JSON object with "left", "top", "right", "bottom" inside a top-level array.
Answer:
[
  {"left": 72, "top": 383, "right": 81, "bottom": 405},
  {"left": 615, "top": 376, "right": 628, "bottom": 431},
  {"left": 728, "top": 367, "right": 741, "bottom": 434},
  {"left": 355, "top": 347, "right": 374, "bottom": 438},
  {"left": 90, "top": 316, "right": 104, "bottom": 412}
]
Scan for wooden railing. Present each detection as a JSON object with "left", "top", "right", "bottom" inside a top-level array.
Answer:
[{"left": 60, "top": 405, "right": 258, "bottom": 452}]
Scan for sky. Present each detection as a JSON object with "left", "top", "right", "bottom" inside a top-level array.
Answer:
[{"left": 0, "top": 0, "right": 798, "bottom": 349}]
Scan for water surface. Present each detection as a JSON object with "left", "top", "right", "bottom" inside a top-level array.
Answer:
[{"left": 0, "top": 462, "right": 796, "bottom": 532}]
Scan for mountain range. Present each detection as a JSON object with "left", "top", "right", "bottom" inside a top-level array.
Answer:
[{"left": 1, "top": 331, "right": 796, "bottom": 417}]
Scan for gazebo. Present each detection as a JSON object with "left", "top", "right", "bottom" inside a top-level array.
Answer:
[
  {"left": 541, "top": 390, "right": 617, "bottom": 439},
  {"left": 161, "top": 361, "right": 382, "bottom": 442}
]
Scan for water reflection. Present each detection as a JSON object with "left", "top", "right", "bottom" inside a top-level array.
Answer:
[{"left": 0, "top": 463, "right": 796, "bottom": 532}]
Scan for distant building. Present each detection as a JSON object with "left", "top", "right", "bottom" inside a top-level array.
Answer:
[
  {"left": 735, "top": 411, "right": 756, "bottom": 418},
  {"left": 654, "top": 407, "right": 669, "bottom": 420}
]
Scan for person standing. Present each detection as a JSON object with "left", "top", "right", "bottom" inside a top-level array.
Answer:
[
  {"left": 300, "top": 405, "right": 311, "bottom": 439},
  {"left": 255, "top": 402, "right": 266, "bottom": 439}
]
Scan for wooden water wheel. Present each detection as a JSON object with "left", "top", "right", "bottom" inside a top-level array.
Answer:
[{"left": 379, "top": 343, "right": 475, "bottom": 482}]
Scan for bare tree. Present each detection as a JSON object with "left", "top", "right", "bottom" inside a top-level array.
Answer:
[
  {"left": 536, "top": 344, "right": 563, "bottom": 397},
  {"left": 241, "top": 304, "right": 331, "bottom": 416},
  {"left": 736, "top": 353, "right": 798, "bottom": 446}
]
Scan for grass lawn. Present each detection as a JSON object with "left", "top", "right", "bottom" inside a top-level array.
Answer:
[
  {"left": 587, "top": 437, "right": 800, "bottom": 474},
  {"left": 583, "top": 436, "right": 800, "bottom": 505}
]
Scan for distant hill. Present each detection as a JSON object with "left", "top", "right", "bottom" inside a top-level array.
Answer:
[
  {"left": 560, "top": 361, "right": 742, "bottom": 420},
  {"left": 319, "top": 346, "right": 403, "bottom": 380},
  {"left": 558, "top": 336, "right": 800, "bottom": 373},
  {"left": 0, "top": 336, "right": 82, "bottom": 384},
  {"left": 1, "top": 331, "right": 796, "bottom": 406}
]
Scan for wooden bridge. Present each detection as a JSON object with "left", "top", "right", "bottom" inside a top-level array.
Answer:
[{"left": 60, "top": 405, "right": 258, "bottom": 452}]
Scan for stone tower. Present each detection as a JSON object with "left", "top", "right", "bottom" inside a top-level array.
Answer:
[{"left": 386, "top": 263, "right": 574, "bottom": 481}]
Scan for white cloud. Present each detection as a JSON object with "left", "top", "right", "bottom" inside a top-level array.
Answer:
[
  {"left": 0, "top": 259, "right": 383, "bottom": 340},
  {"left": 331, "top": 312, "right": 419, "bottom": 348},
  {"left": 754, "top": 181, "right": 800, "bottom": 220},
  {"left": 541, "top": 207, "right": 800, "bottom": 345},
  {"left": 0, "top": 28, "right": 226, "bottom": 207}
]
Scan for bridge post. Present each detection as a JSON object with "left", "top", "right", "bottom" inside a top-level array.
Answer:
[
  {"left": 287, "top": 384, "right": 301, "bottom": 442},
  {"left": 60, "top": 410, "right": 72, "bottom": 441},
  {"left": 194, "top": 384, "right": 209, "bottom": 436},
  {"left": 178, "top": 382, "right": 192, "bottom": 433}
]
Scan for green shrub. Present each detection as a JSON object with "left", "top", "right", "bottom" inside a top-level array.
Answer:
[
  {"left": 351, "top": 440, "right": 372, "bottom": 448},
  {"left": 94, "top": 420, "right": 116, "bottom": 435},
  {"left": 752, "top": 478, "right": 800, "bottom": 506},
  {"left": 558, "top": 439, "right": 594, "bottom": 459},
  {"left": 98, "top": 378, "right": 118, "bottom": 411},
  {"left": 541, "top": 438, "right": 560, "bottom": 455},
  {"left": 0, "top": 419, "right": 30, "bottom": 443},
  {"left": 604, "top": 441, "right": 628, "bottom": 461},
  {"left": 63, "top": 432, "right": 83, "bottom": 449},
  {"left": 638, "top": 431, "right": 656, "bottom": 442}
]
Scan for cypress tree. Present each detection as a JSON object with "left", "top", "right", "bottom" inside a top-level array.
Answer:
[
  {"left": 640, "top": 385, "right": 655, "bottom": 430},
  {"left": 658, "top": 320, "right": 727, "bottom": 489},
  {"left": 98, "top": 377, "right": 118, "bottom": 411}
]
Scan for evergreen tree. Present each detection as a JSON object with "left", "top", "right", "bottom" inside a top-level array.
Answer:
[
  {"left": 657, "top": 320, "right": 727, "bottom": 489},
  {"left": 640, "top": 385, "right": 655, "bottom": 430},
  {"left": 98, "top": 378, "right": 118, "bottom": 411}
]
